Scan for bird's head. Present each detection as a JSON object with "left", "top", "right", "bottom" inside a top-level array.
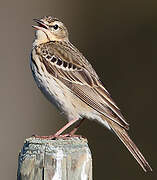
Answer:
[{"left": 32, "top": 16, "right": 69, "bottom": 46}]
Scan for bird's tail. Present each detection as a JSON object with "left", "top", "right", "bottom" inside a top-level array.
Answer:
[{"left": 107, "top": 120, "right": 152, "bottom": 172}]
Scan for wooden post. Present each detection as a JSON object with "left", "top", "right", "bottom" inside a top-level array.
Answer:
[{"left": 17, "top": 137, "right": 92, "bottom": 180}]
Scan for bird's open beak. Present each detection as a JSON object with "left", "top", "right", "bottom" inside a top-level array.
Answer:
[{"left": 32, "top": 19, "right": 48, "bottom": 30}]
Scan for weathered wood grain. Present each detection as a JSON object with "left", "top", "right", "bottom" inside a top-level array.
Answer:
[{"left": 17, "top": 137, "right": 92, "bottom": 180}]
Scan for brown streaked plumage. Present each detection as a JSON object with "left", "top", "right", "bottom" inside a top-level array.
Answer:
[{"left": 30, "top": 16, "right": 152, "bottom": 172}]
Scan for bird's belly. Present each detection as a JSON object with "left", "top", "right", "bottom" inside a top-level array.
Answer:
[{"left": 30, "top": 60, "right": 81, "bottom": 121}]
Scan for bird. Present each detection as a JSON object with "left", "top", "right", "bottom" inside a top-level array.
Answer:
[{"left": 30, "top": 16, "right": 152, "bottom": 172}]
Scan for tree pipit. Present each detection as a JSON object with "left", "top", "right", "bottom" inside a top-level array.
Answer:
[{"left": 30, "top": 16, "right": 152, "bottom": 172}]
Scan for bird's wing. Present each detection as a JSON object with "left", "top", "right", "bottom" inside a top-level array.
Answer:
[{"left": 37, "top": 42, "right": 129, "bottom": 129}]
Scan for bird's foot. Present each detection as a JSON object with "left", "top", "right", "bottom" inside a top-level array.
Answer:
[
  {"left": 55, "top": 134, "right": 83, "bottom": 139},
  {"left": 31, "top": 134, "right": 83, "bottom": 140},
  {"left": 31, "top": 134, "right": 56, "bottom": 140}
]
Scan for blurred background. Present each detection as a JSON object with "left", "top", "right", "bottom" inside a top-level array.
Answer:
[{"left": 0, "top": 0, "right": 156, "bottom": 179}]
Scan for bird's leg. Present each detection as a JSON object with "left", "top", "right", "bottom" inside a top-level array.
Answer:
[
  {"left": 69, "top": 118, "right": 85, "bottom": 136},
  {"left": 53, "top": 118, "right": 85, "bottom": 139},
  {"left": 33, "top": 118, "right": 79, "bottom": 140},
  {"left": 55, "top": 118, "right": 86, "bottom": 139}
]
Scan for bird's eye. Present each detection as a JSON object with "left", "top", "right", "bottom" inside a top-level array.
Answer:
[{"left": 53, "top": 24, "right": 59, "bottom": 30}]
